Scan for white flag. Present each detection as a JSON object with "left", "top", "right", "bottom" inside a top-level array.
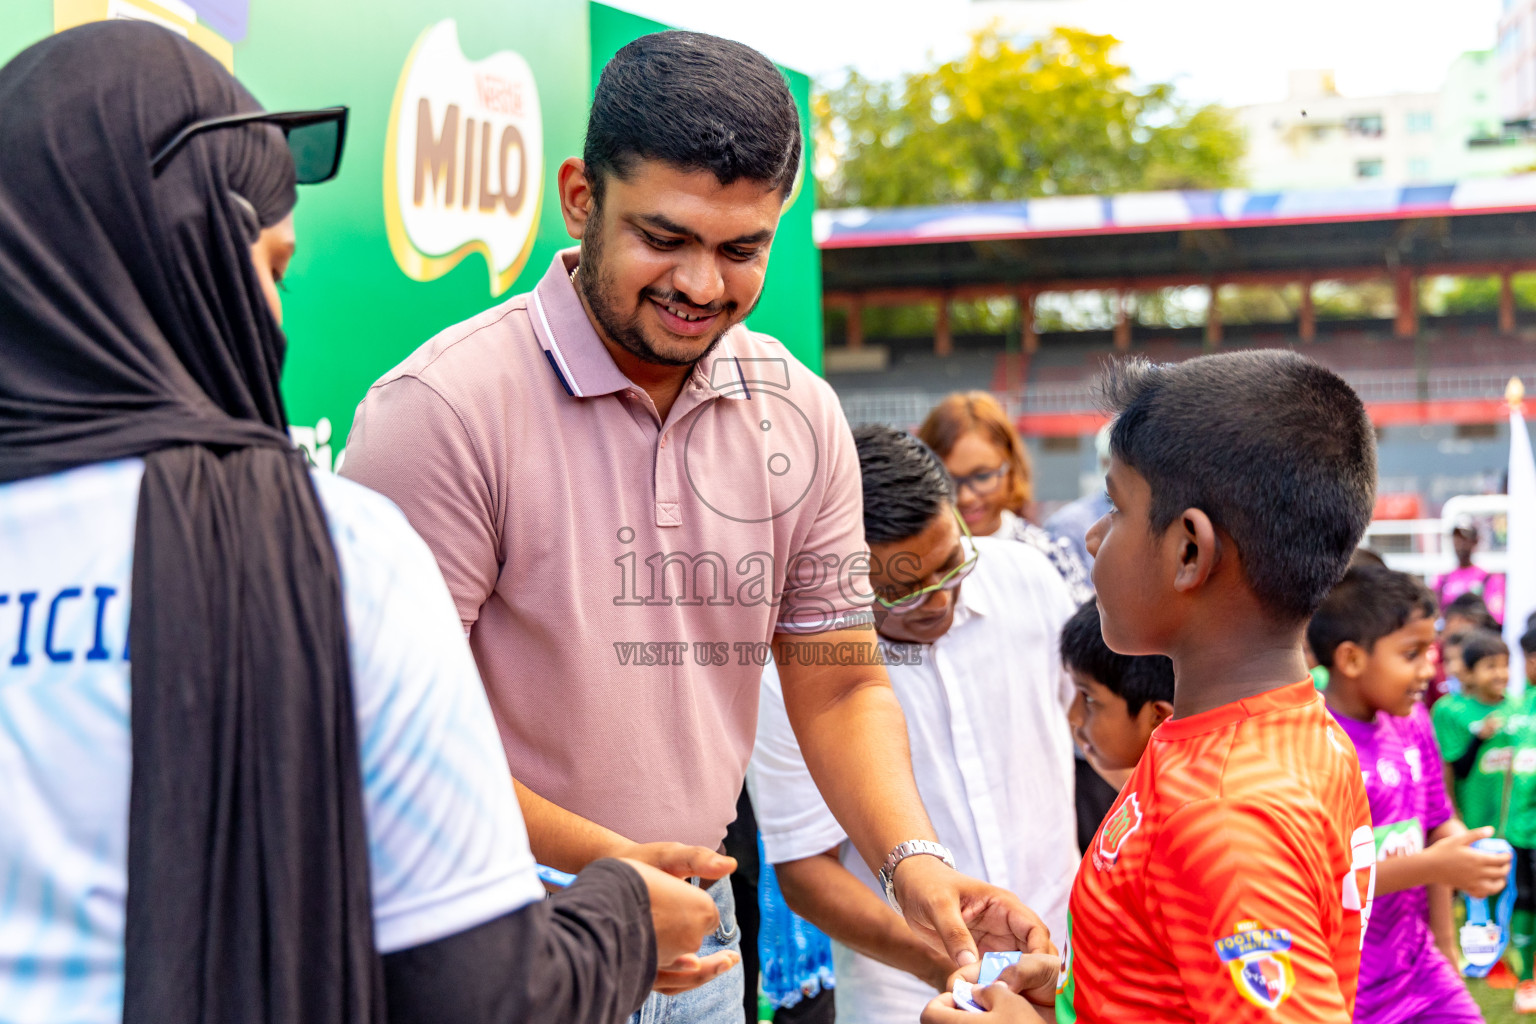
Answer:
[{"left": 1504, "top": 379, "right": 1536, "bottom": 695}]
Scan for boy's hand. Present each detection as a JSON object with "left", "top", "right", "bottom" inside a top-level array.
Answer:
[
  {"left": 921, "top": 957, "right": 1059, "bottom": 1024},
  {"left": 1426, "top": 827, "right": 1511, "bottom": 897},
  {"left": 1475, "top": 717, "right": 1501, "bottom": 740},
  {"left": 945, "top": 954, "right": 1061, "bottom": 1007}
]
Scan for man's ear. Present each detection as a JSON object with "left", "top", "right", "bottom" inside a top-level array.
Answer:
[
  {"left": 1331, "top": 640, "right": 1369, "bottom": 681},
  {"left": 557, "top": 157, "right": 595, "bottom": 240},
  {"left": 1170, "top": 507, "right": 1218, "bottom": 594}
]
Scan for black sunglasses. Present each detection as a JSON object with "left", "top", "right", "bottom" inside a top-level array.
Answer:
[{"left": 150, "top": 106, "right": 349, "bottom": 184}]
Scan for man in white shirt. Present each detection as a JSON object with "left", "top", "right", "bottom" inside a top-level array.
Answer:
[{"left": 749, "top": 425, "right": 1079, "bottom": 1024}]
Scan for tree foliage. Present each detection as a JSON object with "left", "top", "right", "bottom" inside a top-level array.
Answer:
[
  {"left": 1435, "top": 274, "right": 1536, "bottom": 315},
  {"left": 815, "top": 25, "right": 1246, "bottom": 209}
]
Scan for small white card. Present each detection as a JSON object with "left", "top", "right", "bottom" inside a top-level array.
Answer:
[{"left": 952, "top": 979, "right": 986, "bottom": 1013}]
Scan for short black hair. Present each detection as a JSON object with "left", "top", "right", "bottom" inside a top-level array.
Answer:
[
  {"left": 1060, "top": 599, "right": 1175, "bottom": 715},
  {"left": 1307, "top": 565, "right": 1437, "bottom": 669},
  {"left": 1445, "top": 592, "right": 1499, "bottom": 632},
  {"left": 585, "top": 31, "right": 801, "bottom": 204},
  {"left": 1350, "top": 547, "right": 1386, "bottom": 569},
  {"left": 1101, "top": 351, "right": 1376, "bottom": 622},
  {"left": 1521, "top": 626, "right": 1536, "bottom": 657},
  {"left": 1462, "top": 628, "right": 1511, "bottom": 673},
  {"left": 854, "top": 424, "right": 954, "bottom": 545}
]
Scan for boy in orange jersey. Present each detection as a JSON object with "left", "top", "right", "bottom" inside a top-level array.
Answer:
[{"left": 922, "top": 351, "right": 1380, "bottom": 1024}]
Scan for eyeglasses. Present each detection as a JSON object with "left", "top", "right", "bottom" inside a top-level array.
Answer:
[
  {"left": 151, "top": 106, "right": 349, "bottom": 184},
  {"left": 873, "top": 509, "right": 981, "bottom": 615},
  {"left": 952, "top": 463, "right": 1009, "bottom": 497}
]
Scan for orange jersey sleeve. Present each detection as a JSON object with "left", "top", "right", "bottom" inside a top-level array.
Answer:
[{"left": 1150, "top": 797, "right": 1376, "bottom": 1022}]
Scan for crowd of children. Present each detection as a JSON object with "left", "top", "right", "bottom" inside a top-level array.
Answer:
[
  {"left": 893, "top": 351, "right": 1528, "bottom": 1024},
  {"left": 736, "top": 349, "right": 1529, "bottom": 1024}
]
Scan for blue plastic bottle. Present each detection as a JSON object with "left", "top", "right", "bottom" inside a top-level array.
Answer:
[{"left": 1462, "top": 838, "right": 1518, "bottom": 978}]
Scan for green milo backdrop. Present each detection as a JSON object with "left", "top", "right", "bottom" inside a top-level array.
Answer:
[{"left": 0, "top": 0, "right": 823, "bottom": 467}]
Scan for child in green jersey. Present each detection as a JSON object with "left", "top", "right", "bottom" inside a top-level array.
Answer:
[
  {"left": 1523, "top": 627, "right": 1536, "bottom": 692},
  {"left": 1432, "top": 629, "right": 1536, "bottom": 996},
  {"left": 1434, "top": 630, "right": 1512, "bottom": 821}
]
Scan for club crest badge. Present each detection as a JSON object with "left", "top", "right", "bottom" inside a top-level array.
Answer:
[
  {"left": 1215, "top": 921, "right": 1295, "bottom": 1010},
  {"left": 1093, "top": 792, "right": 1142, "bottom": 870}
]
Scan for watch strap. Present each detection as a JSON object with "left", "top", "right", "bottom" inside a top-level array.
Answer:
[{"left": 878, "top": 839, "right": 956, "bottom": 913}]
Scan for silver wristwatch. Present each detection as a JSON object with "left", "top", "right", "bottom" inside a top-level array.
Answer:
[{"left": 878, "top": 839, "right": 956, "bottom": 913}]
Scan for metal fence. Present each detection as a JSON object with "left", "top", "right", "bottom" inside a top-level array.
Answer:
[{"left": 836, "top": 367, "right": 1536, "bottom": 427}]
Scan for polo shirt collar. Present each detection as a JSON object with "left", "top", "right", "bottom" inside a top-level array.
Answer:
[
  {"left": 947, "top": 536, "right": 989, "bottom": 629},
  {"left": 527, "top": 249, "right": 631, "bottom": 398},
  {"left": 528, "top": 247, "right": 752, "bottom": 402}
]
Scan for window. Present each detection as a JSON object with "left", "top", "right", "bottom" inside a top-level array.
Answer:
[
  {"left": 1408, "top": 157, "right": 1432, "bottom": 180},
  {"left": 1407, "top": 111, "right": 1434, "bottom": 133},
  {"left": 1356, "top": 158, "right": 1385, "bottom": 178},
  {"left": 1347, "top": 114, "right": 1385, "bottom": 137}
]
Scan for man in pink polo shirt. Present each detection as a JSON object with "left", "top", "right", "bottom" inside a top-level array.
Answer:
[{"left": 342, "top": 31, "right": 1049, "bottom": 1023}]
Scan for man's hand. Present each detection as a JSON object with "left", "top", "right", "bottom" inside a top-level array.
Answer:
[
  {"left": 619, "top": 841, "right": 737, "bottom": 884},
  {"left": 620, "top": 859, "right": 741, "bottom": 996},
  {"left": 1425, "top": 827, "right": 1511, "bottom": 897},
  {"left": 894, "top": 855, "right": 1053, "bottom": 967}
]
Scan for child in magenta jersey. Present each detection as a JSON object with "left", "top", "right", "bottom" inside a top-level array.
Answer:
[{"left": 1311, "top": 564, "right": 1513, "bottom": 1024}]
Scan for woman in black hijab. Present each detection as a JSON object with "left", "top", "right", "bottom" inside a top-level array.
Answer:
[{"left": 0, "top": 20, "right": 714, "bottom": 1024}]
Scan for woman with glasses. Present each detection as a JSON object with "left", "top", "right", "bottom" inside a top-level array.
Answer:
[
  {"left": 0, "top": 21, "right": 717, "bottom": 1024},
  {"left": 918, "top": 391, "right": 1092, "bottom": 604}
]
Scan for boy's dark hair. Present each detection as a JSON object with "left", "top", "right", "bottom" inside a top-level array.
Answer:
[
  {"left": 585, "top": 31, "right": 801, "bottom": 206},
  {"left": 1463, "top": 628, "right": 1511, "bottom": 672},
  {"left": 1060, "top": 599, "right": 1176, "bottom": 714},
  {"left": 854, "top": 424, "right": 955, "bottom": 545},
  {"left": 1101, "top": 351, "right": 1376, "bottom": 622},
  {"left": 1522, "top": 627, "right": 1536, "bottom": 657},
  {"left": 1307, "top": 565, "right": 1437, "bottom": 669},
  {"left": 1349, "top": 547, "right": 1386, "bottom": 569},
  {"left": 1445, "top": 592, "right": 1499, "bottom": 632}
]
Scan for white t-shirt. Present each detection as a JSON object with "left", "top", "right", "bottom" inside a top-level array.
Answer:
[
  {"left": 0, "top": 459, "right": 545, "bottom": 1024},
  {"left": 748, "top": 537, "right": 1079, "bottom": 1024}
]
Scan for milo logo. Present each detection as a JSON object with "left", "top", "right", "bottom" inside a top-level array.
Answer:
[
  {"left": 1095, "top": 792, "right": 1143, "bottom": 869},
  {"left": 384, "top": 20, "right": 544, "bottom": 295}
]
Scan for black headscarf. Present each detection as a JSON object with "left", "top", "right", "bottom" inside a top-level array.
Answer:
[{"left": 0, "top": 22, "right": 381, "bottom": 1024}]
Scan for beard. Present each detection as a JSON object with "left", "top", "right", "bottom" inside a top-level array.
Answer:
[{"left": 576, "top": 216, "right": 758, "bottom": 368}]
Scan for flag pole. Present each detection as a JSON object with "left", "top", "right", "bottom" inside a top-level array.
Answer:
[{"left": 1503, "top": 376, "right": 1534, "bottom": 698}]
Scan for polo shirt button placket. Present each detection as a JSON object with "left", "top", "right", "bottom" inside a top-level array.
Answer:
[{"left": 655, "top": 430, "right": 680, "bottom": 528}]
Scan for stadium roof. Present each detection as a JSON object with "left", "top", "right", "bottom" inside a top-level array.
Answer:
[{"left": 815, "top": 176, "right": 1536, "bottom": 297}]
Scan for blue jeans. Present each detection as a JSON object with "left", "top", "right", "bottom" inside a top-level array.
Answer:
[{"left": 630, "top": 876, "right": 744, "bottom": 1024}]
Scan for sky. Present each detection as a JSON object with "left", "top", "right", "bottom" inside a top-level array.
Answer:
[{"left": 606, "top": 0, "right": 1504, "bottom": 108}]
